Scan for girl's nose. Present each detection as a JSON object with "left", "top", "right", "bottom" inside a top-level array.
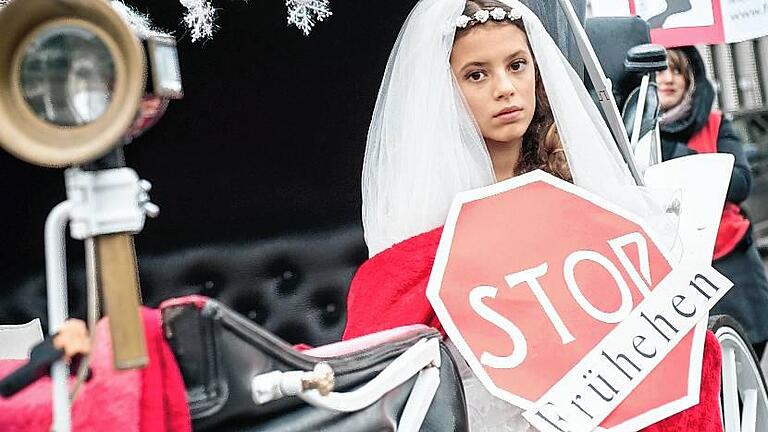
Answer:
[{"left": 494, "top": 74, "right": 517, "bottom": 100}]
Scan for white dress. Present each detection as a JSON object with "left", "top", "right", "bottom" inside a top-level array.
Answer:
[{"left": 446, "top": 340, "right": 532, "bottom": 432}]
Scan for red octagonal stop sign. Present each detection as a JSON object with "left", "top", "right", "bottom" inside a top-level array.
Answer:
[{"left": 427, "top": 170, "right": 707, "bottom": 431}]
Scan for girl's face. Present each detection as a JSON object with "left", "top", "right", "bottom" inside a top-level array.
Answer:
[
  {"left": 657, "top": 65, "right": 688, "bottom": 110},
  {"left": 450, "top": 23, "right": 536, "bottom": 148}
]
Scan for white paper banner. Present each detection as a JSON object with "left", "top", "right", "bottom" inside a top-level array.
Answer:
[
  {"left": 721, "top": 0, "right": 768, "bottom": 43},
  {"left": 523, "top": 263, "right": 732, "bottom": 432},
  {"left": 644, "top": 153, "right": 735, "bottom": 266}
]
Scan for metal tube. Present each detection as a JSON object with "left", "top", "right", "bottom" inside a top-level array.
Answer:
[
  {"left": 713, "top": 43, "right": 741, "bottom": 113},
  {"left": 653, "top": 125, "right": 662, "bottom": 166},
  {"left": 44, "top": 201, "right": 73, "bottom": 432},
  {"left": 631, "top": 75, "right": 650, "bottom": 151},
  {"left": 697, "top": 45, "right": 720, "bottom": 110},
  {"left": 85, "top": 237, "right": 99, "bottom": 333},
  {"left": 733, "top": 40, "right": 763, "bottom": 110},
  {"left": 757, "top": 37, "right": 768, "bottom": 105},
  {"left": 741, "top": 388, "right": 758, "bottom": 432},
  {"left": 68, "top": 238, "right": 98, "bottom": 399},
  {"left": 722, "top": 347, "right": 740, "bottom": 432}
]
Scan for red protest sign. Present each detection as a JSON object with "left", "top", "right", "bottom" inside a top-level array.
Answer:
[
  {"left": 629, "top": 0, "right": 725, "bottom": 47},
  {"left": 592, "top": 0, "right": 768, "bottom": 46},
  {"left": 427, "top": 171, "right": 707, "bottom": 431}
]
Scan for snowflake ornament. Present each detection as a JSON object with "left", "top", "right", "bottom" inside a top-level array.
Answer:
[
  {"left": 286, "top": 0, "right": 332, "bottom": 36},
  {"left": 180, "top": 0, "right": 217, "bottom": 42}
]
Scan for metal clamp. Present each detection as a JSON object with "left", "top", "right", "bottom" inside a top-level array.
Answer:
[
  {"left": 64, "top": 167, "right": 159, "bottom": 240},
  {"left": 302, "top": 362, "right": 335, "bottom": 396},
  {"left": 251, "top": 361, "right": 336, "bottom": 404}
]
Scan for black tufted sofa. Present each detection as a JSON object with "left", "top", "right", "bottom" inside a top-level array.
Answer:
[{"left": 4, "top": 226, "right": 366, "bottom": 348}]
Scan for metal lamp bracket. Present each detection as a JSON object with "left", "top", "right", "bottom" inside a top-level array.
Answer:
[{"left": 65, "top": 167, "right": 159, "bottom": 240}]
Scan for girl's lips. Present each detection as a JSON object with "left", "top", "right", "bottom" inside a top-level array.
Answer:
[{"left": 495, "top": 108, "right": 523, "bottom": 122}]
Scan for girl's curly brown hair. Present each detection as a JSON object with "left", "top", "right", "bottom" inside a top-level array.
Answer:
[{"left": 458, "top": 0, "right": 572, "bottom": 182}]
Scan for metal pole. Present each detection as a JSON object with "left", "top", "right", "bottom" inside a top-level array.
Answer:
[
  {"left": 758, "top": 37, "right": 768, "bottom": 105},
  {"left": 556, "top": 0, "right": 645, "bottom": 186},
  {"left": 631, "top": 75, "right": 650, "bottom": 150},
  {"left": 713, "top": 43, "right": 740, "bottom": 113},
  {"left": 44, "top": 201, "right": 73, "bottom": 432},
  {"left": 733, "top": 40, "right": 763, "bottom": 110}
]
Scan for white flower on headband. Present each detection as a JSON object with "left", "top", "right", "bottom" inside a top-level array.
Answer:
[
  {"left": 456, "top": 15, "right": 471, "bottom": 28},
  {"left": 455, "top": 6, "right": 522, "bottom": 29},
  {"left": 473, "top": 9, "right": 490, "bottom": 23},
  {"left": 508, "top": 8, "right": 522, "bottom": 20},
  {"left": 490, "top": 7, "right": 506, "bottom": 20}
]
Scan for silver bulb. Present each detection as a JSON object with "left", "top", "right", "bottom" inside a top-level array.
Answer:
[{"left": 20, "top": 25, "right": 116, "bottom": 127}]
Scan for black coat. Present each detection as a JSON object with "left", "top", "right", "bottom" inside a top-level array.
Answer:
[
  {"left": 660, "top": 47, "right": 751, "bottom": 204},
  {"left": 660, "top": 47, "right": 768, "bottom": 345}
]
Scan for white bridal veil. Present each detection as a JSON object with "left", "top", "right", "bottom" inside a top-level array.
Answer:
[{"left": 361, "top": 0, "right": 676, "bottom": 257}]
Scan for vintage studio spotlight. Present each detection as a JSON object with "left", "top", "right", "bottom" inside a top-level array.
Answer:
[{"left": 0, "top": 0, "right": 181, "bottom": 428}]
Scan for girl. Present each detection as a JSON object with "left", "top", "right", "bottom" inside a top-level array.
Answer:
[
  {"left": 344, "top": 0, "right": 704, "bottom": 430},
  {"left": 347, "top": 0, "right": 669, "bottom": 334}
]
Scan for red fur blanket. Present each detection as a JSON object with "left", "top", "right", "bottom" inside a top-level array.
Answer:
[
  {"left": 0, "top": 308, "right": 191, "bottom": 432},
  {"left": 344, "top": 227, "right": 723, "bottom": 431}
]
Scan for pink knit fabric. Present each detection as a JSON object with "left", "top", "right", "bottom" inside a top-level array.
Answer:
[{"left": 0, "top": 308, "right": 190, "bottom": 432}]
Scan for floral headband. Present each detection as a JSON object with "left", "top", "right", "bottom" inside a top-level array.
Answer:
[{"left": 455, "top": 6, "right": 522, "bottom": 29}]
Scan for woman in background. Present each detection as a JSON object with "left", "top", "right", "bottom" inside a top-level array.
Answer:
[{"left": 657, "top": 46, "right": 768, "bottom": 357}]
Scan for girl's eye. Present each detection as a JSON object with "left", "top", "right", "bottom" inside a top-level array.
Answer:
[
  {"left": 466, "top": 71, "right": 486, "bottom": 82},
  {"left": 510, "top": 60, "right": 528, "bottom": 72}
]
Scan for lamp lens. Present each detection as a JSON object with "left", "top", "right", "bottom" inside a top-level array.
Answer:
[{"left": 20, "top": 26, "right": 115, "bottom": 127}]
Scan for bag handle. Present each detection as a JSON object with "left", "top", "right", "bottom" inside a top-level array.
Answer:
[{"left": 251, "top": 337, "right": 442, "bottom": 431}]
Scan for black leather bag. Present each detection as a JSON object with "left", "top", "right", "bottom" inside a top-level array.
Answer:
[{"left": 161, "top": 296, "right": 469, "bottom": 431}]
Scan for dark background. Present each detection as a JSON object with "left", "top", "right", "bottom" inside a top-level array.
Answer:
[{"left": 0, "top": 1, "right": 417, "bottom": 283}]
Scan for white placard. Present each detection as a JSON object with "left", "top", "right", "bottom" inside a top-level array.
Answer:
[
  {"left": 721, "top": 0, "right": 768, "bottom": 43},
  {"left": 0, "top": 319, "right": 44, "bottom": 359},
  {"left": 644, "top": 153, "right": 735, "bottom": 266}
]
